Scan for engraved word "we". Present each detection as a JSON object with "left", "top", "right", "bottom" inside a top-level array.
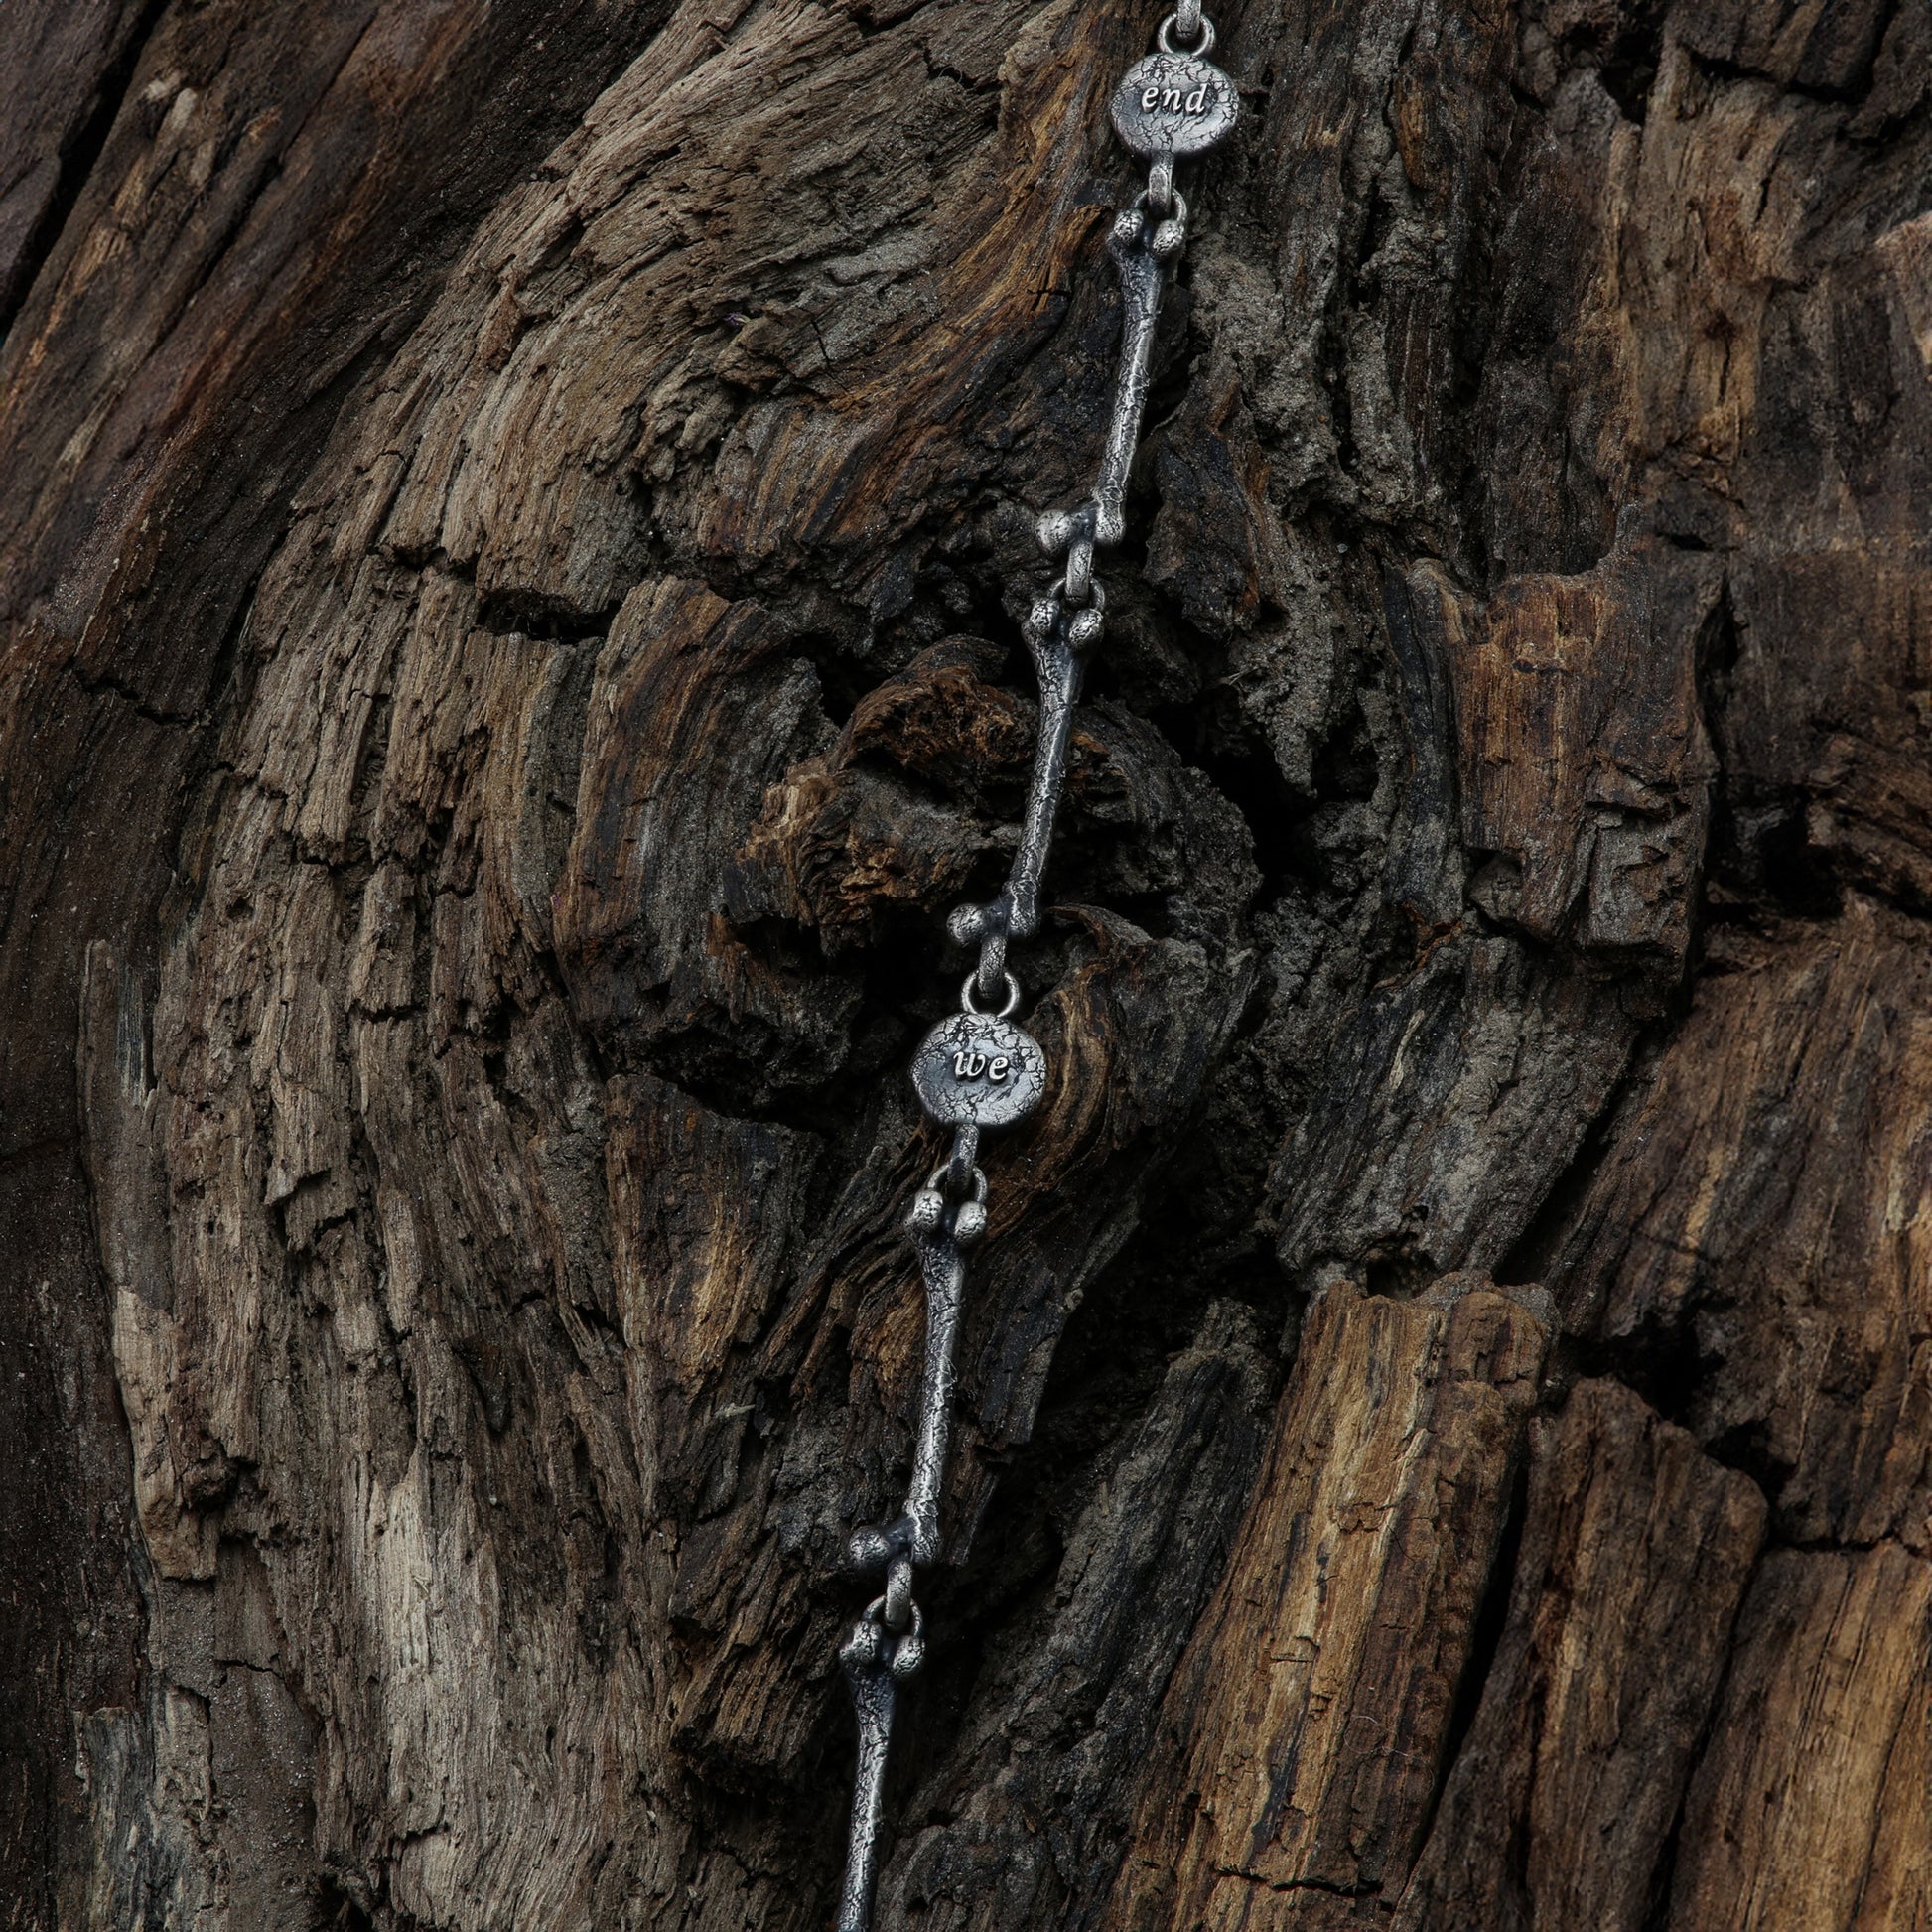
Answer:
[{"left": 952, "top": 1050, "right": 1013, "bottom": 1083}]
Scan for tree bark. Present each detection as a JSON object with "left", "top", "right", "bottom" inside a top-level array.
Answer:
[{"left": 3, "top": 1, "right": 1928, "bottom": 1929}]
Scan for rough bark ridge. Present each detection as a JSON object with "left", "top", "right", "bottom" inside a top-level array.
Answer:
[{"left": 2, "top": 1, "right": 1928, "bottom": 1929}]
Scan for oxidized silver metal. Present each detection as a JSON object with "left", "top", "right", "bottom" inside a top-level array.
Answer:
[
  {"left": 911, "top": 1014, "right": 1046, "bottom": 1129},
  {"left": 900, "top": 1200, "right": 970, "bottom": 1562},
  {"left": 831, "top": 11, "right": 1234, "bottom": 1927},
  {"left": 837, "top": 1601, "right": 924, "bottom": 1932},
  {"left": 1110, "top": 52, "right": 1238, "bottom": 156},
  {"left": 960, "top": 969, "right": 1023, "bottom": 1019}
]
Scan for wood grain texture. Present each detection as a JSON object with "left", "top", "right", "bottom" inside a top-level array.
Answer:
[
  {"left": 1110, "top": 1281, "right": 1549, "bottom": 1929},
  {"left": 1550, "top": 900, "right": 1932, "bottom": 1553},
  {"left": 4, "top": 0, "right": 1930, "bottom": 1927},
  {"left": 1666, "top": 1545, "right": 1932, "bottom": 1932},
  {"left": 1394, "top": 1378, "right": 1767, "bottom": 1932}
]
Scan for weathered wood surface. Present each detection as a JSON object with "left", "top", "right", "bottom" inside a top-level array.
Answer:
[
  {"left": 1394, "top": 1377, "right": 1767, "bottom": 1932},
  {"left": 3, "top": 1, "right": 1929, "bottom": 1930},
  {"left": 1112, "top": 1282, "right": 1551, "bottom": 1930}
]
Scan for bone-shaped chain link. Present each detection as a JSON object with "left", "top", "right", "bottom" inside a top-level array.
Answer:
[{"left": 832, "top": 15, "right": 1238, "bottom": 1928}]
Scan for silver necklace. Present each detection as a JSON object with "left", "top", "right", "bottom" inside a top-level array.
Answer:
[{"left": 833, "top": 11, "right": 1238, "bottom": 1927}]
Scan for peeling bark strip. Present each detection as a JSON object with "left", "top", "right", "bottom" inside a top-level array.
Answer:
[{"left": 5, "top": 0, "right": 1932, "bottom": 1929}]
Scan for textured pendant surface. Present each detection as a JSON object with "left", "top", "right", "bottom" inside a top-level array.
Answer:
[
  {"left": 1110, "top": 52, "right": 1238, "bottom": 156},
  {"left": 910, "top": 1015, "right": 1046, "bottom": 1129}
]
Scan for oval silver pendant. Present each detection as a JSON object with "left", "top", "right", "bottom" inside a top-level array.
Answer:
[
  {"left": 910, "top": 1014, "right": 1047, "bottom": 1130},
  {"left": 1110, "top": 53, "right": 1239, "bottom": 157}
]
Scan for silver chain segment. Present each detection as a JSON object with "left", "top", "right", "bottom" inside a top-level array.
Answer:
[{"left": 832, "top": 14, "right": 1237, "bottom": 1929}]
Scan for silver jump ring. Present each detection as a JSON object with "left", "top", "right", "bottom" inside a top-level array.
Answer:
[
  {"left": 1156, "top": 9, "right": 1214, "bottom": 54},
  {"left": 1044, "top": 575, "right": 1106, "bottom": 612},
  {"left": 863, "top": 1594, "right": 925, "bottom": 1637},
  {"left": 1133, "top": 188, "right": 1189, "bottom": 228},
  {"left": 923, "top": 1162, "right": 989, "bottom": 1204},
  {"left": 1148, "top": 153, "right": 1175, "bottom": 215},
  {"left": 884, "top": 1557, "right": 915, "bottom": 1633},
  {"left": 1065, "top": 536, "right": 1095, "bottom": 604},
  {"left": 960, "top": 969, "right": 1021, "bottom": 1019}
]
